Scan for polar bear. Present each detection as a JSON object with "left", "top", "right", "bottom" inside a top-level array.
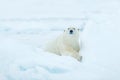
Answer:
[{"left": 45, "top": 27, "right": 82, "bottom": 61}]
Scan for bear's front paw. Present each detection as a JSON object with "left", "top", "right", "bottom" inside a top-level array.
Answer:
[{"left": 77, "top": 56, "right": 82, "bottom": 62}]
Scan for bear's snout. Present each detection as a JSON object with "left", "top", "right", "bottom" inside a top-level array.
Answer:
[{"left": 69, "top": 30, "right": 73, "bottom": 34}]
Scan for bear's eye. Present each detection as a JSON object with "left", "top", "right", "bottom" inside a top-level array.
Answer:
[{"left": 73, "top": 28, "right": 75, "bottom": 30}]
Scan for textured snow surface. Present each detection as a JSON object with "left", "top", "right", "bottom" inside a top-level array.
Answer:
[{"left": 0, "top": 0, "right": 120, "bottom": 80}]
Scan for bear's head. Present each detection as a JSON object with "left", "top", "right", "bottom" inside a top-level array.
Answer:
[{"left": 64, "top": 27, "right": 80, "bottom": 37}]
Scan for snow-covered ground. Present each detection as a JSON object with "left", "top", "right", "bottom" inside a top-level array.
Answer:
[{"left": 0, "top": 0, "right": 120, "bottom": 80}]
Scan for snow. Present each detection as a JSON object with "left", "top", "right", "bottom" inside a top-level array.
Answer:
[{"left": 0, "top": 0, "right": 120, "bottom": 80}]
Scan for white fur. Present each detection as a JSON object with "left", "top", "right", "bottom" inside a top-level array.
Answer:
[{"left": 45, "top": 27, "right": 82, "bottom": 61}]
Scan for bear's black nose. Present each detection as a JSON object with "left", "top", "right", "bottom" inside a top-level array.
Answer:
[{"left": 70, "top": 30, "right": 73, "bottom": 34}]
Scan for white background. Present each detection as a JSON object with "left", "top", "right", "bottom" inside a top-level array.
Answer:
[{"left": 0, "top": 0, "right": 120, "bottom": 80}]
